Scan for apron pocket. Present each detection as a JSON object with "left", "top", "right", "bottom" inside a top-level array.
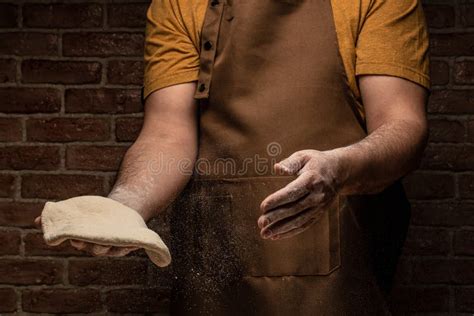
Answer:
[
  {"left": 173, "top": 175, "right": 341, "bottom": 280},
  {"left": 227, "top": 175, "right": 341, "bottom": 277}
]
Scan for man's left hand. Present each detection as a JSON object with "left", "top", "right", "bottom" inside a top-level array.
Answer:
[{"left": 258, "top": 149, "right": 345, "bottom": 240}]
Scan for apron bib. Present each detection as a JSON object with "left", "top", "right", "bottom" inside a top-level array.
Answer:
[{"left": 169, "top": 0, "right": 410, "bottom": 314}]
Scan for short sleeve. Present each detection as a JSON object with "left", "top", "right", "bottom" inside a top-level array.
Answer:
[
  {"left": 355, "top": 0, "right": 431, "bottom": 91},
  {"left": 143, "top": 0, "right": 201, "bottom": 100}
]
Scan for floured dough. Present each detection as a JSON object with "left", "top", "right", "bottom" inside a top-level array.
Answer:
[{"left": 41, "top": 195, "right": 171, "bottom": 267}]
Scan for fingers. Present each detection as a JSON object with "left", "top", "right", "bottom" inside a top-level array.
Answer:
[
  {"left": 90, "top": 244, "right": 112, "bottom": 256},
  {"left": 275, "top": 151, "right": 310, "bottom": 174},
  {"left": 261, "top": 207, "right": 322, "bottom": 239},
  {"left": 261, "top": 194, "right": 335, "bottom": 240},
  {"left": 40, "top": 220, "right": 137, "bottom": 257},
  {"left": 106, "top": 246, "right": 139, "bottom": 257},
  {"left": 70, "top": 240, "right": 87, "bottom": 250},
  {"left": 34, "top": 216, "right": 42, "bottom": 230},
  {"left": 269, "top": 215, "right": 319, "bottom": 240},
  {"left": 69, "top": 240, "right": 138, "bottom": 257},
  {"left": 260, "top": 172, "right": 317, "bottom": 212},
  {"left": 258, "top": 192, "right": 324, "bottom": 229}
]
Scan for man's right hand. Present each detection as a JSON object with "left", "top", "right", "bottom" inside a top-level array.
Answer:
[{"left": 34, "top": 216, "right": 139, "bottom": 257}]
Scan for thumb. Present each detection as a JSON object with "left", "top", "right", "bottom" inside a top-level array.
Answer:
[
  {"left": 34, "top": 216, "right": 42, "bottom": 230},
  {"left": 275, "top": 151, "right": 308, "bottom": 175}
]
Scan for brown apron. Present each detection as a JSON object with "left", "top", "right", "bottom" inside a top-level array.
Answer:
[{"left": 168, "top": 0, "right": 411, "bottom": 314}]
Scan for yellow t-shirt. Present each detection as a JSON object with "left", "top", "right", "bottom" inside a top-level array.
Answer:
[{"left": 143, "top": 0, "right": 430, "bottom": 112}]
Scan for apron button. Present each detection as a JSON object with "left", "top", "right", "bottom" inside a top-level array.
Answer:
[
  {"left": 198, "top": 83, "right": 206, "bottom": 92},
  {"left": 204, "top": 41, "right": 213, "bottom": 50}
]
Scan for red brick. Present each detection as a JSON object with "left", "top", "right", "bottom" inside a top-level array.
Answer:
[
  {"left": 430, "top": 60, "right": 449, "bottom": 85},
  {"left": 468, "top": 120, "right": 474, "bottom": 142},
  {"left": 411, "top": 202, "right": 474, "bottom": 227},
  {"left": 454, "top": 230, "right": 474, "bottom": 256},
  {"left": 0, "top": 32, "right": 58, "bottom": 56},
  {"left": 410, "top": 259, "right": 474, "bottom": 285},
  {"left": 0, "top": 88, "right": 61, "bottom": 113},
  {"left": 0, "top": 59, "right": 16, "bottom": 83},
  {"left": 22, "top": 59, "right": 102, "bottom": 84},
  {"left": 24, "top": 232, "right": 86, "bottom": 257},
  {"left": 116, "top": 117, "right": 143, "bottom": 141},
  {"left": 65, "top": 88, "right": 142, "bottom": 113},
  {"left": 105, "top": 288, "right": 170, "bottom": 313},
  {"left": 107, "top": 3, "right": 149, "bottom": 27},
  {"left": 0, "top": 173, "right": 15, "bottom": 197},
  {"left": 424, "top": 5, "right": 455, "bottom": 29},
  {"left": 456, "top": 288, "right": 474, "bottom": 312},
  {"left": 428, "top": 89, "right": 474, "bottom": 114},
  {"left": 0, "top": 259, "right": 63, "bottom": 285},
  {"left": 107, "top": 60, "right": 144, "bottom": 85},
  {"left": 404, "top": 227, "right": 450, "bottom": 256},
  {"left": 22, "top": 288, "right": 101, "bottom": 313},
  {"left": 402, "top": 172, "right": 455, "bottom": 199},
  {"left": 26, "top": 117, "right": 110, "bottom": 142},
  {"left": 412, "top": 259, "right": 451, "bottom": 284},
  {"left": 0, "top": 201, "right": 43, "bottom": 228},
  {"left": 430, "top": 33, "right": 474, "bottom": 56},
  {"left": 454, "top": 61, "right": 474, "bottom": 85},
  {"left": 0, "top": 288, "right": 17, "bottom": 312},
  {"left": 389, "top": 286, "right": 449, "bottom": 312},
  {"left": 24, "top": 3, "right": 103, "bottom": 28},
  {"left": 63, "top": 32, "right": 144, "bottom": 57},
  {"left": 66, "top": 145, "right": 128, "bottom": 171},
  {"left": 453, "top": 260, "right": 474, "bottom": 285},
  {"left": 420, "top": 145, "right": 474, "bottom": 171},
  {"left": 0, "top": 4, "right": 18, "bottom": 28},
  {"left": 428, "top": 118, "right": 465, "bottom": 143},
  {"left": 459, "top": 174, "right": 474, "bottom": 199},
  {"left": 461, "top": 4, "right": 474, "bottom": 27},
  {"left": 69, "top": 259, "right": 147, "bottom": 285},
  {"left": 0, "top": 145, "right": 60, "bottom": 170},
  {"left": 0, "top": 230, "right": 20, "bottom": 255},
  {"left": 0, "top": 118, "right": 22, "bottom": 141},
  {"left": 21, "top": 174, "right": 105, "bottom": 200}
]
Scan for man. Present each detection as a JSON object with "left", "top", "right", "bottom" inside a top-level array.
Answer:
[{"left": 36, "top": 0, "right": 430, "bottom": 314}]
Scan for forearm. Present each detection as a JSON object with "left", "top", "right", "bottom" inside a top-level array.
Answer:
[
  {"left": 108, "top": 135, "right": 197, "bottom": 221},
  {"left": 332, "top": 118, "right": 428, "bottom": 195}
]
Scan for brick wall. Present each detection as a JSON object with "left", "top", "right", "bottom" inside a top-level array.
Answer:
[
  {"left": 0, "top": 1, "right": 171, "bottom": 314},
  {"left": 0, "top": 0, "right": 472, "bottom": 314},
  {"left": 390, "top": 0, "right": 474, "bottom": 314}
]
